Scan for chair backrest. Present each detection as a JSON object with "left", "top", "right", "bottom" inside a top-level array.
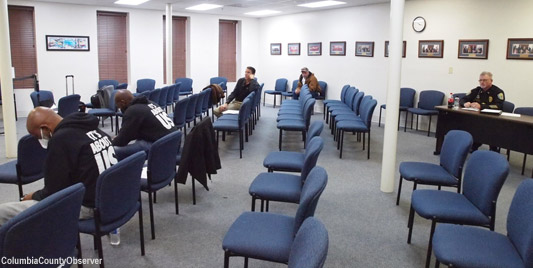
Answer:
[
  {"left": 95, "top": 151, "right": 145, "bottom": 225},
  {"left": 149, "top": 88, "right": 162, "bottom": 104},
  {"left": 452, "top": 93, "right": 466, "bottom": 100},
  {"left": 244, "top": 92, "right": 255, "bottom": 120},
  {"left": 175, "top": 78, "right": 193, "bottom": 93},
  {"left": 210, "top": 77, "right": 228, "bottom": 92},
  {"left": 507, "top": 180, "right": 533, "bottom": 268},
  {"left": 301, "top": 137, "right": 324, "bottom": 181},
  {"left": 359, "top": 96, "right": 377, "bottom": 128},
  {"left": 108, "top": 90, "right": 117, "bottom": 111},
  {"left": 185, "top": 94, "right": 199, "bottom": 121},
  {"left": 253, "top": 84, "right": 263, "bottom": 108},
  {"left": 202, "top": 87, "right": 212, "bottom": 112},
  {"left": 293, "top": 166, "right": 328, "bottom": 236},
  {"left": 238, "top": 97, "right": 253, "bottom": 128},
  {"left": 418, "top": 90, "right": 444, "bottom": 110},
  {"left": 173, "top": 97, "right": 189, "bottom": 127},
  {"left": 352, "top": 91, "right": 365, "bottom": 115},
  {"left": 339, "top": 84, "right": 351, "bottom": 102},
  {"left": 288, "top": 217, "right": 329, "bottom": 268},
  {"left": 140, "top": 90, "right": 151, "bottom": 99},
  {"left": 275, "top": 78, "right": 288, "bottom": 92},
  {"left": 57, "top": 94, "right": 81, "bottom": 117},
  {"left": 291, "top": 80, "right": 299, "bottom": 92},
  {"left": 173, "top": 82, "right": 182, "bottom": 101},
  {"left": 159, "top": 86, "right": 169, "bottom": 107},
  {"left": 342, "top": 87, "right": 357, "bottom": 109},
  {"left": 317, "top": 81, "right": 327, "bottom": 99},
  {"left": 30, "top": 90, "right": 55, "bottom": 108},
  {"left": 147, "top": 131, "right": 181, "bottom": 186},
  {"left": 98, "top": 79, "right": 118, "bottom": 90},
  {"left": 195, "top": 90, "right": 206, "bottom": 115},
  {"left": 463, "top": 151, "right": 509, "bottom": 218},
  {"left": 502, "top": 101, "right": 515, "bottom": 113},
  {"left": 137, "top": 78, "right": 156, "bottom": 93},
  {"left": 0, "top": 183, "right": 85, "bottom": 261},
  {"left": 439, "top": 130, "right": 473, "bottom": 178},
  {"left": 166, "top": 84, "right": 176, "bottom": 106},
  {"left": 514, "top": 107, "right": 533, "bottom": 116},
  {"left": 306, "top": 121, "right": 324, "bottom": 144},
  {"left": 303, "top": 98, "right": 316, "bottom": 128},
  {"left": 17, "top": 134, "right": 47, "bottom": 179},
  {"left": 400, "top": 87, "right": 416, "bottom": 108}
]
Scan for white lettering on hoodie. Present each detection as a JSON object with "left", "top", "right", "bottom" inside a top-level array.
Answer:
[{"left": 87, "top": 130, "right": 118, "bottom": 174}]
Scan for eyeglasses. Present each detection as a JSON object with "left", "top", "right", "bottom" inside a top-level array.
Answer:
[{"left": 478, "top": 79, "right": 490, "bottom": 82}]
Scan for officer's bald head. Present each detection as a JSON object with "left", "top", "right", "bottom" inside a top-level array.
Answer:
[{"left": 115, "top": 90, "right": 134, "bottom": 113}]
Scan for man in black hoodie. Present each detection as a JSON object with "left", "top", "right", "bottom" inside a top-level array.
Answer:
[
  {"left": 0, "top": 107, "right": 116, "bottom": 226},
  {"left": 113, "top": 89, "right": 176, "bottom": 160}
]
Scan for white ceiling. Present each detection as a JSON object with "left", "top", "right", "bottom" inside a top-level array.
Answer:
[{"left": 29, "top": 0, "right": 391, "bottom": 17}]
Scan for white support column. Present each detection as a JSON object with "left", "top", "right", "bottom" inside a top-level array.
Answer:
[
  {"left": 0, "top": 0, "right": 18, "bottom": 158},
  {"left": 165, "top": 3, "right": 173, "bottom": 85},
  {"left": 380, "top": 0, "right": 405, "bottom": 192}
]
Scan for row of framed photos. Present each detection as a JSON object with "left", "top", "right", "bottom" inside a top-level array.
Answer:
[{"left": 270, "top": 38, "right": 533, "bottom": 60}]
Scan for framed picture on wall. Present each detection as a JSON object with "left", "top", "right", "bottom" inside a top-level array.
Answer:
[
  {"left": 46, "top": 35, "right": 90, "bottom": 51},
  {"left": 270, "top": 43, "right": 282, "bottom": 55},
  {"left": 418, "top": 40, "right": 444, "bottom": 58},
  {"left": 385, "top": 41, "right": 406, "bottom": 57},
  {"left": 330, "top": 41, "right": 346, "bottom": 56},
  {"left": 355, "top": 41, "right": 374, "bottom": 57},
  {"left": 308, "top": 42, "right": 322, "bottom": 56},
  {"left": 458, "top": 40, "right": 489, "bottom": 59},
  {"left": 288, "top": 43, "right": 300, "bottom": 55},
  {"left": 506, "top": 38, "right": 533, "bottom": 60}
]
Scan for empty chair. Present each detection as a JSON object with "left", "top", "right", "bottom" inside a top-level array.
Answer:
[
  {"left": 137, "top": 78, "right": 155, "bottom": 93},
  {"left": 222, "top": 166, "right": 328, "bottom": 268},
  {"left": 148, "top": 88, "right": 161, "bottom": 104},
  {"left": 511, "top": 107, "right": 533, "bottom": 175},
  {"left": 0, "top": 183, "right": 85, "bottom": 266},
  {"left": 166, "top": 83, "right": 176, "bottom": 110},
  {"left": 323, "top": 84, "right": 350, "bottom": 120},
  {"left": 277, "top": 98, "right": 315, "bottom": 151},
  {"left": 30, "top": 90, "right": 55, "bottom": 108},
  {"left": 159, "top": 85, "right": 169, "bottom": 110},
  {"left": 432, "top": 179, "right": 533, "bottom": 268},
  {"left": 173, "top": 97, "right": 190, "bottom": 135},
  {"left": 407, "top": 150, "right": 509, "bottom": 267},
  {"left": 185, "top": 93, "right": 199, "bottom": 127},
  {"left": 175, "top": 77, "right": 193, "bottom": 96},
  {"left": 406, "top": 90, "right": 445, "bottom": 136},
  {"left": 336, "top": 96, "right": 377, "bottom": 159},
  {"left": 213, "top": 97, "right": 253, "bottom": 158},
  {"left": 0, "top": 135, "right": 47, "bottom": 199},
  {"left": 78, "top": 152, "right": 146, "bottom": 267},
  {"left": 282, "top": 80, "right": 299, "bottom": 101},
  {"left": 98, "top": 79, "right": 118, "bottom": 90},
  {"left": 288, "top": 217, "right": 329, "bottom": 268},
  {"left": 396, "top": 130, "right": 473, "bottom": 206},
  {"left": 201, "top": 87, "right": 212, "bottom": 118},
  {"left": 263, "top": 78, "right": 288, "bottom": 108},
  {"left": 378, "top": 87, "right": 416, "bottom": 130},
  {"left": 502, "top": 100, "right": 515, "bottom": 113},
  {"left": 88, "top": 90, "right": 118, "bottom": 132},
  {"left": 194, "top": 90, "right": 207, "bottom": 125},
  {"left": 172, "top": 82, "right": 182, "bottom": 104},
  {"left": 57, "top": 94, "right": 81, "bottom": 117},
  {"left": 316, "top": 81, "right": 327, "bottom": 100}
]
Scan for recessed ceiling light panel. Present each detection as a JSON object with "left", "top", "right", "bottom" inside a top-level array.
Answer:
[
  {"left": 245, "top": 10, "right": 282, "bottom": 16},
  {"left": 298, "top": 0, "right": 346, "bottom": 8},
  {"left": 186, "top": 4, "right": 223, "bottom": 11},
  {"left": 114, "top": 0, "right": 150, "bottom": 6}
]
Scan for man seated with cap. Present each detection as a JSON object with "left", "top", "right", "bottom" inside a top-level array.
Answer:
[{"left": 294, "top": 67, "right": 321, "bottom": 100}]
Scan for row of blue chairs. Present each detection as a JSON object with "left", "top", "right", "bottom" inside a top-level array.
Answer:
[
  {"left": 265, "top": 79, "right": 328, "bottom": 107},
  {"left": 170, "top": 88, "right": 213, "bottom": 137}
]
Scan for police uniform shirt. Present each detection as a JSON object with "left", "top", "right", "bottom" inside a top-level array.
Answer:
[{"left": 460, "top": 85, "right": 505, "bottom": 110}]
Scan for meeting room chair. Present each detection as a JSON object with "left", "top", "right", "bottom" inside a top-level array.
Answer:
[
  {"left": 148, "top": 88, "right": 161, "bottom": 104},
  {"left": 0, "top": 183, "right": 85, "bottom": 266},
  {"left": 378, "top": 87, "right": 416, "bottom": 130},
  {"left": 210, "top": 76, "right": 227, "bottom": 103},
  {"left": 30, "top": 90, "right": 55, "bottom": 108},
  {"left": 173, "top": 97, "right": 190, "bottom": 136},
  {"left": 323, "top": 84, "right": 350, "bottom": 120},
  {"left": 281, "top": 80, "right": 299, "bottom": 101},
  {"left": 175, "top": 77, "right": 193, "bottom": 96},
  {"left": 0, "top": 134, "right": 47, "bottom": 199},
  {"left": 222, "top": 166, "right": 328, "bottom": 268},
  {"left": 141, "top": 131, "right": 181, "bottom": 239},
  {"left": 396, "top": 130, "right": 473, "bottom": 206},
  {"left": 159, "top": 85, "right": 169, "bottom": 111},
  {"left": 213, "top": 97, "right": 253, "bottom": 158},
  {"left": 407, "top": 150, "right": 509, "bottom": 268},
  {"left": 288, "top": 217, "right": 329, "bottom": 268},
  {"left": 136, "top": 78, "right": 155, "bottom": 93},
  {"left": 78, "top": 152, "right": 146, "bottom": 267},
  {"left": 57, "top": 94, "right": 80, "bottom": 117},
  {"left": 502, "top": 100, "right": 515, "bottom": 113},
  {"left": 316, "top": 81, "right": 327, "bottom": 100},
  {"left": 277, "top": 98, "right": 315, "bottom": 151},
  {"left": 166, "top": 83, "right": 177, "bottom": 111},
  {"left": 172, "top": 82, "right": 182, "bottom": 104},
  {"left": 510, "top": 107, "right": 533, "bottom": 176},
  {"left": 185, "top": 93, "right": 199, "bottom": 128},
  {"left": 432, "top": 179, "right": 533, "bottom": 268},
  {"left": 336, "top": 96, "right": 377, "bottom": 159},
  {"left": 263, "top": 78, "right": 288, "bottom": 108},
  {"left": 88, "top": 90, "right": 118, "bottom": 133},
  {"left": 98, "top": 79, "right": 118, "bottom": 90},
  {"left": 406, "top": 90, "right": 445, "bottom": 136}
]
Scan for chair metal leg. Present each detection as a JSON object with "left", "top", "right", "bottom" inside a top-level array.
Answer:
[
  {"left": 363, "top": 132, "right": 366, "bottom": 150},
  {"left": 273, "top": 95, "right": 276, "bottom": 108},
  {"left": 17, "top": 183, "right": 23, "bottom": 199},
  {"left": 266, "top": 200, "right": 269, "bottom": 212},
  {"left": 174, "top": 179, "right": 179, "bottom": 214},
  {"left": 428, "top": 115, "right": 432, "bottom": 136},
  {"left": 522, "top": 154, "right": 527, "bottom": 175},
  {"left": 263, "top": 92, "right": 265, "bottom": 106},
  {"left": 192, "top": 178, "right": 196, "bottom": 205},
  {"left": 396, "top": 176, "right": 403, "bottom": 205},
  {"left": 138, "top": 196, "right": 145, "bottom": 255},
  {"left": 340, "top": 130, "right": 344, "bottom": 159},
  {"left": 95, "top": 232, "right": 104, "bottom": 268},
  {"left": 260, "top": 199, "right": 264, "bottom": 212},
  {"left": 251, "top": 196, "right": 256, "bottom": 211},
  {"left": 148, "top": 192, "right": 155, "bottom": 240},
  {"left": 279, "top": 129, "right": 282, "bottom": 151},
  {"left": 244, "top": 257, "right": 249, "bottom": 268},
  {"left": 405, "top": 111, "right": 408, "bottom": 132},
  {"left": 434, "top": 260, "right": 440, "bottom": 268},
  {"left": 425, "top": 220, "right": 437, "bottom": 268},
  {"left": 367, "top": 130, "right": 371, "bottom": 159},
  {"left": 239, "top": 130, "right": 243, "bottom": 159},
  {"left": 379, "top": 106, "right": 383, "bottom": 127},
  {"left": 407, "top": 205, "right": 415, "bottom": 244},
  {"left": 224, "top": 251, "right": 230, "bottom": 268},
  {"left": 416, "top": 115, "right": 419, "bottom": 131}
]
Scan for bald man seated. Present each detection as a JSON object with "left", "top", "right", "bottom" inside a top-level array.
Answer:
[
  {"left": 0, "top": 107, "right": 117, "bottom": 226},
  {"left": 113, "top": 90, "right": 177, "bottom": 160}
]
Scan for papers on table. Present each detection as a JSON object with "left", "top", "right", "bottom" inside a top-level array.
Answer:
[
  {"left": 480, "top": 109, "right": 502, "bottom": 115},
  {"left": 461, "top": 107, "right": 479, "bottom": 112},
  {"left": 501, "top": 112, "right": 521, "bottom": 117},
  {"left": 222, "top": 110, "right": 239, "bottom": 115}
]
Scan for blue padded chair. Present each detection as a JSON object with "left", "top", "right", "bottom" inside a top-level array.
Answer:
[
  {"left": 210, "top": 76, "right": 227, "bottom": 103},
  {"left": 406, "top": 90, "right": 445, "bottom": 136},
  {"left": 222, "top": 166, "right": 328, "bottom": 268},
  {"left": 250, "top": 137, "right": 324, "bottom": 212},
  {"left": 378, "top": 87, "right": 416, "bottom": 130},
  {"left": 316, "top": 81, "right": 327, "bottom": 100},
  {"left": 396, "top": 130, "right": 473, "bottom": 206},
  {"left": 140, "top": 90, "right": 151, "bottom": 99},
  {"left": 148, "top": 88, "right": 161, "bottom": 104},
  {"left": 98, "top": 79, "right": 118, "bottom": 90},
  {"left": 336, "top": 96, "right": 377, "bottom": 159},
  {"left": 326, "top": 87, "right": 358, "bottom": 125},
  {"left": 511, "top": 107, "right": 533, "bottom": 175},
  {"left": 173, "top": 97, "right": 190, "bottom": 136},
  {"left": 185, "top": 93, "right": 199, "bottom": 127},
  {"left": 175, "top": 77, "right": 193, "bottom": 96},
  {"left": 88, "top": 90, "right": 117, "bottom": 132},
  {"left": 407, "top": 150, "right": 510, "bottom": 268},
  {"left": 166, "top": 84, "right": 176, "bottom": 111},
  {"left": 159, "top": 85, "right": 169, "bottom": 110},
  {"left": 0, "top": 134, "right": 47, "bottom": 199},
  {"left": 330, "top": 90, "right": 364, "bottom": 136},
  {"left": 432, "top": 179, "right": 533, "bottom": 268},
  {"left": 30, "top": 90, "right": 55, "bottom": 108},
  {"left": 452, "top": 93, "right": 466, "bottom": 100},
  {"left": 281, "top": 80, "right": 299, "bottom": 101},
  {"left": 288, "top": 217, "right": 329, "bottom": 268},
  {"left": 251, "top": 84, "right": 263, "bottom": 126},
  {"left": 323, "top": 84, "right": 350, "bottom": 120},
  {"left": 0, "top": 183, "right": 85, "bottom": 266},
  {"left": 263, "top": 121, "right": 324, "bottom": 173},
  {"left": 136, "top": 78, "right": 155, "bottom": 93},
  {"left": 201, "top": 88, "right": 212, "bottom": 119},
  {"left": 213, "top": 97, "right": 253, "bottom": 158},
  {"left": 172, "top": 82, "right": 182, "bottom": 104},
  {"left": 277, "top": 98, "right": 315, "bottom": 151},
  {"left": 141, "top": 131, "right": 181, "bottom": 239},
  {"left": 263, "top": 78, "right": 288, "bottom": 108},
  {"left": 79, "top": 152, "right": 146, "bottom": 267},
  {"left": 194, "top": 90, "right": 208, "bottom": 125},
  {"left": 57, "top": 94, "right": 80, "bottom": 117},
  {"left": 502, "top": 100, "right": 515, "bottom": 113}
]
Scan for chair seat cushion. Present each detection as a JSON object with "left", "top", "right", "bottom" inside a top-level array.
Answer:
[
  {"left": 335, "top": 114, "right": 362, "bottom": 122},
  {"left": 140, "top": 176, "right": 174, "bottom": 192},
  {"left": 323, "top": 100, "right": 341, "bottom": 105},
  {"left": 331, "top": 109, "right": 355, "bottom": 117},
  {"left": 336, "top": 120, "right": 368, "bottom": 132},
  {"left": 222, "top": 212, "right": 294, "bottom": 263},
  {"left": 213, "top": 120, "right": 240, "bottom": 131},
  {"left": 217, "top": 114, "right": 239, "bottom": 121},
  {"left": 264, "top": 90, "right": 282, "bottom": 95},
  {"left": 88, "top": 108, "right": 115, "bottom": 116},
  {"left": 263, "top": 152, "right": 304, "bottom": 172},
  {"left": 79, "top": 202, "right": 140, "bottom": 234},
  {"left": 281, "top": 92, "right": 293, "bottom": 97},
  {"left": 0, "top": 161, "right": 18, "bottom": 183},
  {"left": 277, "top": 114, "right": 304, "bottom": 122},
  {"left": 249, "top": 173, "right": 302, "bottom": 203},
  {"left": 433, "top": 224, "right": 524, "bottom": 268},
  {"left": 278, "top": 110, "right": 304, "bottom": 116},
  {"left": 277, "top": 120, "right": 306, "bottom": 130},
  {"left": 412, "top": 190, "right": 490, "bottom": 225},
  {"left": 399, "top": 162, "right": 458, "bottom": 186},
  {"left": 407, "top": 107, "right": 438, "bottom": 115},
  {"left": 381, "top": 104, "right": 409, "bottom": 110}
]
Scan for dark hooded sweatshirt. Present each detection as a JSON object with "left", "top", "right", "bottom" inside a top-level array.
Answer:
[
  {"left": 112, "top": 96, "right": 176, "bottom": 147},
  {"left": 32, "top": 113, "right": 116, "bottom": 207}
]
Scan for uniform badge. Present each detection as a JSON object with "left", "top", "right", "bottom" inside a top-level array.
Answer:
[
  {"left": 498, "top": 93, "right": 504, "bottom": 100},
  {"left": 489, "top": 96, "right": 493, "bottom": 103}
]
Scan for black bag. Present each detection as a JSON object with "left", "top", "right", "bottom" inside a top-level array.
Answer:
[{"left": 90, "top": 89, "right": 105, "bottom": 108}]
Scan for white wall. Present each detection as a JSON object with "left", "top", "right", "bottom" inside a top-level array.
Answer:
[{"left": 258, "top": 0, "right": 533, "bottom": 127}]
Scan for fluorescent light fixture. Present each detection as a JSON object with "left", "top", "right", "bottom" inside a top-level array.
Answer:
[
  {"left": 114, "top": 0, "right": 149, "bottom": 5},
  {"left": 186, "top": 4, "right": 223, "bottom": 11},
  {"left": 298, "top": 0, "right": 346, "bottom": 8},
  {"left": 245, "top": 10, "right": 281, "bottom": 16}
]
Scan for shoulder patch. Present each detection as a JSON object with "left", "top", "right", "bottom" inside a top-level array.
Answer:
[{"left": 497, "top": 93, "right": 504, "bottom": 100}]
